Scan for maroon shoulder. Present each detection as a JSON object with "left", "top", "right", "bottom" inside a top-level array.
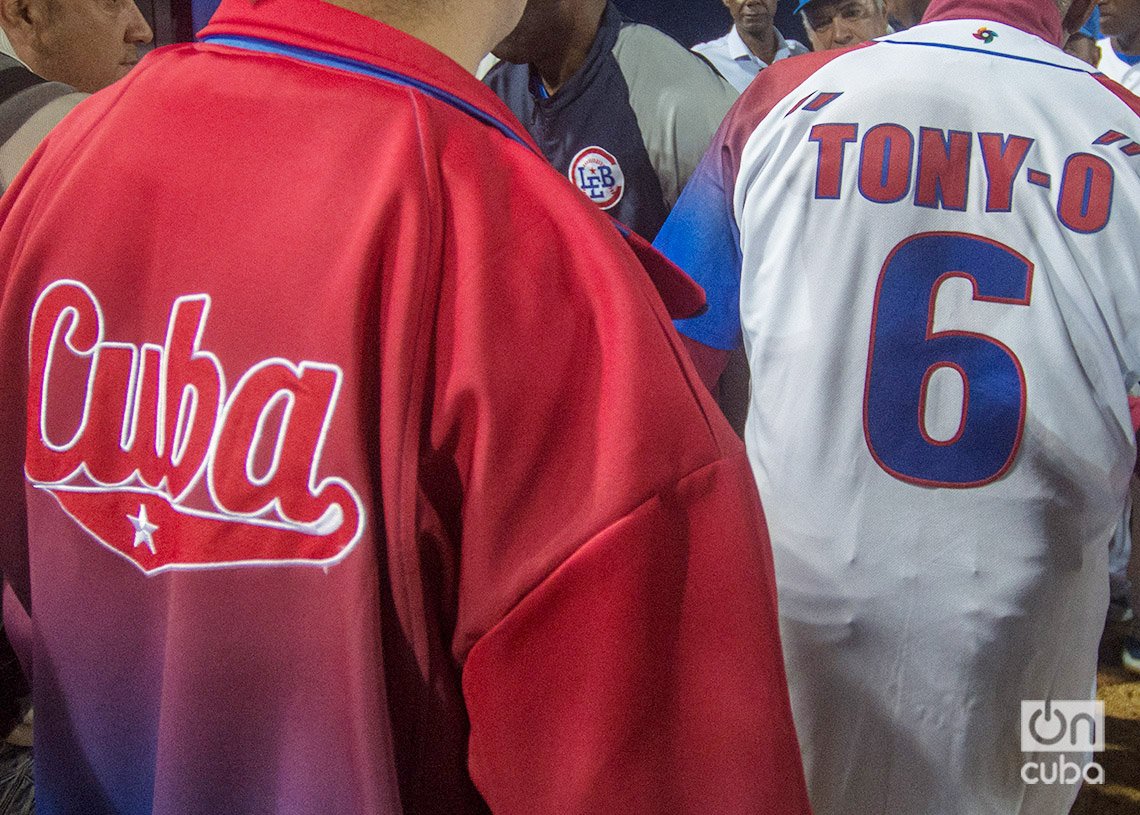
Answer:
[
  {"left": 722, "top": 42, "right": 876, "bottom": 157},
  {"left": 1094, "top": 73, "right": 1140, "bottom": 119}
]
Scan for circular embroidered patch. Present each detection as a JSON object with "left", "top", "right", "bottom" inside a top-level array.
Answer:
[{"left": 568, "top": 146, "right": 625, "bottom": 210}]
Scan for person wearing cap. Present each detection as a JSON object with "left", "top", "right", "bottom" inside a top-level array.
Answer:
[
  {"left": 0, "top": 0, "right": 813, "bottom": 810},
  {"left": 1097, "top": 0, "right": 1140, "bottom": 90},
  {"left": 692, "top": 0, "right": 810, "bottom": 93},
  {"left": 796, "top": 0, "right": 890, "bottom": 49},
  {"left": 654, "top": 0, "right": 1125, "bottom": 810}
]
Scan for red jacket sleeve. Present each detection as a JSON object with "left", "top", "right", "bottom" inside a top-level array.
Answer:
[
  {"left": 463, "top": 449, "right": 810, "bottom": 814},
  {"left": 682, "top": 334, "right": 731, "bottom": 395}
]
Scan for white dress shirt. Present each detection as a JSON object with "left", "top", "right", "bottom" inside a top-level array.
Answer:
[{"left": 692, "top": 25, "right": 808, "bottom": 93}]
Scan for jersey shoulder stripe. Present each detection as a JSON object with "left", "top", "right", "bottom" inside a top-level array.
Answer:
[
  {"left": 1094, "top": 72, "right": 1140, "bottom": 120},
  {"left": 877, "top": 37, "right": 1090, "bottom": 73},
  {"left": 200, "top": 34, "right": 538, "bottom": 151}
]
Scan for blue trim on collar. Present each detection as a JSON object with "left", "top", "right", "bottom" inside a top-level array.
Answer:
[
  {"left": 1113, "top": 45, "right": 1140, "bottom": 67},
  {"left": 198, "top": 34, "right": 535, "bottom": 151},
  {"left": 198, "top": 33, "right": 643, "bottom": 248},
  {"left": 881, "top": 38, "right": 1091, "bottom": 72}
]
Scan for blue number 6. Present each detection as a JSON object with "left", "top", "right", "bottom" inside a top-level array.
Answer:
[{"left": 863, "top": 232, "right": 1033, "bottom": 487}]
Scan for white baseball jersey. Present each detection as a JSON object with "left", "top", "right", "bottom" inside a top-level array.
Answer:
[
  {"left": 1097, "top": 36, "right": 1140, "bottom": 92},
  {"left": 656, "top": 1, "right": 1140, "bottom": 813}
]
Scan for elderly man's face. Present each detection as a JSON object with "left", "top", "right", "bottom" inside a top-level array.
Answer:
[
  {"left": 803, "top": 0, "right": 889, "bottom": 49},
  {"left": 1099, "top": 0, "right": 1140, "bottom": 42},
  {"left": 722, "top": 0, "right": 779, "bottom": 39},
  {"left": 28, "top": 0, "right": 152, "bottom": 93}
]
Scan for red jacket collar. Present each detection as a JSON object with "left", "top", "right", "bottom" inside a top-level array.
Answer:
[
  {"left": 199, "top": 0, "right": 533, "bottom": 145},
  {"left": 922, "top": 0, "right": 1063, "bottom": 45}
]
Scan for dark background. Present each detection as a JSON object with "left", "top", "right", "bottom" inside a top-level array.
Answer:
[{"left": 143, "top": 0, "right": 808, "bottom": 50}]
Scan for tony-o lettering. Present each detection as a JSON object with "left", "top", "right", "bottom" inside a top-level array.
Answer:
[
  {"left": 808, "top": 124, "right": 1115, "bottom": 232},
  {"left": 26, "top": 280, "right": 364, "bottom": 574}
]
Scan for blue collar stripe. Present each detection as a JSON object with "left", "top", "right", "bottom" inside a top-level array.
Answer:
[
  {"left": 882, "top": 39, "right": 1091, "bottom": 73},
  {"left": 1115, "top": 47, "right": 1140, "bottom": 67},
  {"left": 199, "top": 34, "right": 534, "bottom": 151}
]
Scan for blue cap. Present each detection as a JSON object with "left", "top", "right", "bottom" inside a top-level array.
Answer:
[
  {"left": 1079, "top": 6, "right": 1101, "bottom": 40},
  {"left": 793, "top": 0, "right": 812, "bottom": 12}
]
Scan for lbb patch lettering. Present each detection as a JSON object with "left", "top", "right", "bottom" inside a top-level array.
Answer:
[{"left": 569, "top": 146, "right": 625, "bottom": 210}]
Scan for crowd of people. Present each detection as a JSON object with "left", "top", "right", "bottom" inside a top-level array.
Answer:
[{"left": 0, "top": 0, "right": 1136, "bottom": 813}]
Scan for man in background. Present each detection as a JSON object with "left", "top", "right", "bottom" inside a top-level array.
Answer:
[
  {"left": 0, "top": 0, "right": 811, "bottom": 811},
  {"left": 481, "top": 0, "right": 737, "bottom": 241},
  {"left": 484, "top": 0, "right": 748, "bottom": 432},
  {"left": 795, "top": 0, "right": 890, "bottom": 49},
  {"left": 0, "top": 0, "right": 149, "bottom": 187},
  {"left": 0, "top": 0, "right": 151, "bottom": 93},
  {"left": 0, "top": 0, "right": 151, "bottom": 185},
  {"left": 1065, "top": 4, "right": 1102, "bottom": 61},
  {"left": 884, "top": 0, "right": 929, "bottom": 28},
  {"left": 655, "top": 0, "right": 1126, "bottom": 811},
  {"left": 1098, "top": 0, "right": 1140, "bottom": 90},
  {"left": 693, "top": 0, "right": 809, "bottom": 93}
]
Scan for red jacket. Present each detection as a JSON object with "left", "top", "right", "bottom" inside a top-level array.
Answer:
[{"left": 0, "top": 0, "right": 809, "bottom": 812}]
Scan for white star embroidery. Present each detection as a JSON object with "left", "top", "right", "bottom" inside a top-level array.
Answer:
[{"left": 127, "top": 504, "right": 159, "bottom": 555}]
